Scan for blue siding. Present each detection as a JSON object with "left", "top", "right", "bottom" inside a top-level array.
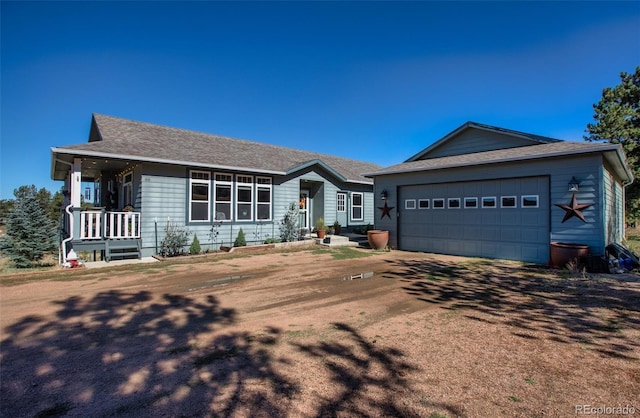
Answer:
[{"left": 421, "top": 130, "right": 541, "bottom": 159}]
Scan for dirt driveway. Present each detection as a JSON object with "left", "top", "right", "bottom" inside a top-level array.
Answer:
[{"left": 1, "top": 247, "right": 639, "bottom": 417}]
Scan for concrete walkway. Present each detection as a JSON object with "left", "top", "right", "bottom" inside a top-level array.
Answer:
[{"left": 83, "top": 257, "right": 160, "bottom": 269}]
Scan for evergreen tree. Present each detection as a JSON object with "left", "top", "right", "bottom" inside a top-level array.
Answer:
[
  {"left": 585, "top": 67, "right": 640, "bottom": 222},
  {"left": 190, "top": 233, "right": 201, "bottom": 254},
  {"left": 0, "top": 187, "right": 58, "bottom": 267},
  {"left": 234, "top": 228, "right": 247, "bottom": 247},
  {"left": 279, "top": 203, "right": 300, "bottom": 242}
]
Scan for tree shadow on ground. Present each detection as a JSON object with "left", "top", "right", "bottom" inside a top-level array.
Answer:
[
  {"left": 386, "top": 258, "right": 640, "bottom": 360},
  {"left": 0, "top": 290, "right": 296, "bottom": 417},
  {"left": 291, "top": 322, "right": 466, "bottom": 418}
]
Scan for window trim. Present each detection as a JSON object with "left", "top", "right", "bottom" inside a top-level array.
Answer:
[
  {"left": 521, "top": 195, "right": 539, "bottom": 208},
  {"left": 214, "top": 172, "right": 233, "bottom": 222},
  {"left": 337, "top": 192, "right": 346, "bottom": 213},
  {"left": 351, "top": 192, "right": 364, "bottom": 221},
  {"left": 256, "top": 176, "right": 272, "bottom": 221},
  {"left": 481, "top": 196, "right": 497, "bottom": 208},
  {"left": 189, "top": 170, "right": 211, "bottom": 223},
  {"left": 433, "top": 198, "right": 445, "bottom": 209},
  {"left": 418, "top": 199, "right": 430, "bottom": 209},
  {"left": 448, "top": 198, "right": 461, "bottom": 209},
  {"left": 501, "top": 196, "right": 517, "bottom": 208},
  {"left": 236, "top": 175, "right": 254, "bottom": 222},
  {"left": 405, "top": 199, "right": 416, "bottom": 210},
  {"left": 464, "top": 197, "right": 478, "bottom": 209}
]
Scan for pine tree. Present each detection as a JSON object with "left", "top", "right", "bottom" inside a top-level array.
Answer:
[
  {"left": 0, "top": 188, "right": 58, "bottom": 268},
  {"left": 234, "top": 228, "right": 247, "bottom": 247},
  {"left": 190, "top": 233, "right": 201, "bottom": 255}
]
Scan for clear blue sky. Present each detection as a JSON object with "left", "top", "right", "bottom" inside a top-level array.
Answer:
[{"left": 1, "top": 1, "right": 639, "bottom": 199}]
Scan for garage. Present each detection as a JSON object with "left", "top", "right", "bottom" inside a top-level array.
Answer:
[
  {"left": 398, "top": 176, "right": 550, "bottom": 263},
  {"left": 367, "top": 122, "right": 632, "bottom": 265}
]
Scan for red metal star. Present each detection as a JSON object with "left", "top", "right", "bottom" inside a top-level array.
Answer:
[
  {"left": 378, "top": 202, "right": 395, "bottom": 219},
  {"left": 554, "top": 194, "right": 594, "bottom": 223}
]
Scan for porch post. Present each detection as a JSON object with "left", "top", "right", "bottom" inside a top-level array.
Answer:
[{"left": 71, "top": 158, "right": 82, "bottom": 208}]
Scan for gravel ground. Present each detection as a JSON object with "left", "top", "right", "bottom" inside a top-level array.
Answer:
[{"left": 1, "top": 247, "right": 639, "bottom": 417}]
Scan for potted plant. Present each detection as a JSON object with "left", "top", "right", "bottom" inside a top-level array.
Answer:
[
  {"left": 315, "top": 218, "right": 327, "bottom": 239},
  {"left": 332, "top": 221, "right": 341, "bottom": 235}
]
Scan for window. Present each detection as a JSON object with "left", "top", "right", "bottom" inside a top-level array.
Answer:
[
  {"left": 351, "top": 192, "right": 363, "bottom": 221},
  {"left": 482, "top": 197, "right": 496, "bottom": 208},
  {"left": 214, "top": 173, "right": 232, "bottom": 221},
  {"left": 522, "top": 195, "right": 539, "bottom": 208},
  {"left": 464, "top": 197, "right": 478, "bottom": 208},
  {"left": 236, "top": 175, "right": 253, "bottom": 221},
  {"left": 433, "top": 198, "right": 445, "bottom": 209},
  {"left": 337, "top": 193, "right": 346, "bottom": 212},
  {"left": 448, "top": 198, "right": 461, "bottom": 209},
  {"left": 418, "top": 199, "right": 430, "bottom": 209},
  {"left": 405, "top": 199, "right": 416, "bottom": 210},
  {"left": 189, "top": 171, "right": 210, "bottom": 222},
  {"left": 501, "top": 196, "right": 517, "bottom": 208},
  {"left": 122, "top": 171, "right": 133, "bottom": 207},
  {"left": 256, "top": 177, "right": 272, "bottom": 220}
]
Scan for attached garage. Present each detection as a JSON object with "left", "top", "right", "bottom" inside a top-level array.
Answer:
[{"left": 366, "top": 122, "right": 633, "bottom": 265}]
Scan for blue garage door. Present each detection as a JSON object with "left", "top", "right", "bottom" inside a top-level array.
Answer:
[{"left": 398, "top": 176, "right": 550, "bottom": 264}]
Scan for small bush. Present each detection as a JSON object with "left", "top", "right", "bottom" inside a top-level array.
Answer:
[
  {"left": 264, "top": 237, "right": 280, "bottom": 244},
  {"left": 190, "top": 233, "right": 201, "bottom": 255},
  {"left": 279, "top": 203, "right": 300, "bottom": 242},
  {"left": 161, "top": 221, "right": 190, "bottom": 257},
  {"left": 234, "top": 228, "right": 247, "bottom": 247}
]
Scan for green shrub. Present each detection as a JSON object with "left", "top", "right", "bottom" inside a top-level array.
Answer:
[
  {"left": 279, "top": 203, "right": 300, "bottom": 242},
  {"left": 190, "top": 233, "right": 201, "bottom": 255},
  {"left": 161, "top": 221, "right": 190, "bottom": 257},
  {"left": 234, "top": 228, "right": 247, "bottom": 247}
]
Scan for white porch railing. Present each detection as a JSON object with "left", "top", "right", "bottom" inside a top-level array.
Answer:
[{"left": 80, "top": 210, "right": 141, "bottom": 240}]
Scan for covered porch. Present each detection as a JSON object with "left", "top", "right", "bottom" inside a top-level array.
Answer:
[{"left": 51, "top": 154, "right": 142, "bottom": 263}]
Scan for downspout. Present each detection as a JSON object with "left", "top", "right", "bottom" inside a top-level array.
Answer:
[{"left": 55, "top": 158, "right": 75, "bottom": 264}]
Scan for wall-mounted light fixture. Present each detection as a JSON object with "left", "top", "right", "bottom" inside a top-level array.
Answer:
[
  {"left": 568, "top": 177, "right": 580, "bottom": 193},
  {"left": 380, "top": 189, "right": 388, "bottom": 200}
]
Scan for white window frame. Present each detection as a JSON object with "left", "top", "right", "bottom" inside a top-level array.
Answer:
[
  {"left": 481, "top": 196, "right": 497, "bottom": 208},
  {"left": 501, "top": 196, "right": 517, "bottom": 208},
  {"left": 418, "top": 199, "right": 430, "bottom": 209},
  {"left": 337, "top": 192, "right": 346, "bottom": 213},
  {"left": 189, "top": 170, "right": 211, "bottom": 222},
  {"left": 448, "top": 198, "right": 461, "bottom": 209},
  {"left": 236, "top": 175, "right": 254, "bottom": 221},
  {"left": 521, "top": 195, "right": 539, "bottom": 208},
  {"left": 351, "top": 192, "right": 364, "bottom": 221},
  {"left": 433, "top": 198, "right": 445, "bottom": 209},
  {"left": 464, "top": 197, "right": 478, "bottom": 209},
  {"left": 256, "top": 176, "right": 272, "bottom": 221},
  {"left": 214, "top": 173, "right": 233, "bottom": 221},
  {"left": 122, "top": 171, "right": 134, "bottom": 207},
  {"left": 405, "top": 199, "right": 416, "bottom": 210}
]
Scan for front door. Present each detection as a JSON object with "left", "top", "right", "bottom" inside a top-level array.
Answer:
[
  {"left": 299, "top": 189, "right": 311, "bottom": 232},
  {"left": 336, "top": 192, "right": 347, "bottom": 228}
]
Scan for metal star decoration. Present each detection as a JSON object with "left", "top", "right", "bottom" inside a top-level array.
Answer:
[
  {"left": 378, "top": 202, "right": 394, "bottom": 219},
  {"left": 554, "top": 194, "right": 593, "bottom": 223}
]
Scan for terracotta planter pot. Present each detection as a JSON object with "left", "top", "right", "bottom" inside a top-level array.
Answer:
[
  {"left": 316, "top": 230, "right": 326, "bottom": 239},
  {"left": 550, "top": 242, "right": 589, "bottom": 268},
  {"left": 367, "top": 230, "right": 389, "bottom": 250}
]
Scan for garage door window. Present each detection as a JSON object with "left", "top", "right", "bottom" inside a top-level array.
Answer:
[
  {"left": 433, "top": 198, "right": 445, "bottom": 209},
  {"left": 464, "top": 197, "right": 478, "bottom": 208},
  {"left": 482, "top": 197, "right": 496, "bottom": 208},
  {"left": 448, "top": 198, "right": 461, "bottom": 209},
  {"left": 501, "top": 196, "right": 517, "bottom": 208},
  {"left": 522, "top": 195, "right": 539, "bottom": 208},
  {"left": 419, "top": 199, "right": 430, "bottom": 209},
  {"left": 405, "top": 199, "right": 416, "bottom": 210}
]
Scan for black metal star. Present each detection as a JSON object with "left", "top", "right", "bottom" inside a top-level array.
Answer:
[
  {"left": 554, "top": 194, "right": 594, "bottom": 223},
  {"left": 378, "top": 202, "right": 395, "bottom": 219}
]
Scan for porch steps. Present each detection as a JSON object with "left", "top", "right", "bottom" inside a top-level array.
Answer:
[
  {"left": 317, "top": 235, "right": 359, "bottom": 247},
  {"left": 105, "top": 239, "right": 141, "bottom": 262}
]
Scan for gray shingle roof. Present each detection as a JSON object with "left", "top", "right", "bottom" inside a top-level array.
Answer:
[
  {"left": 365, "top": 140, "right": 632, "bottom": 182},
  {"left": 56, "top": 114, "right": 381, "bottom": 184}
]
